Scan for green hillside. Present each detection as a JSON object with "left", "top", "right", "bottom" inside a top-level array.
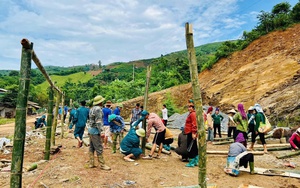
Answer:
[{"left": 36, "top": 72, "right": 93, "bottom": 91}]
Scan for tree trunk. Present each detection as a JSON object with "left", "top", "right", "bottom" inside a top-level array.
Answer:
[
  {"left": 185, "top": 22, "right": 207, "bottom": 188},
  {"left": 45, "top": 87, "right": 54, "bottom": 160},
  {"left": 142, "top": 66, "right": 151, "bottom": 154},
  {"left": 10, "top": 40, "right": 32, "bottom": 188},
  {"left": 276, "top": 150, "right": 300, "bottom": 159}
]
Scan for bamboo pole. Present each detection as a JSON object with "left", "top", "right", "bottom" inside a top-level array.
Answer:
[
  {"left": 51, "top": 91, "right": 61, "bottom": 146},
  {"left": 253, "top": 143, "right": 290, "bottom": 148},
  {"left": 206, "top": 150, "right": 264, "bottom": 155},
  {"left": 21, "top": 39, "right": 63, "bottom": 94},
  {"left": 10, "top": 40, "right": 33, "bottom": 188},
  {"left": 212, "top": 140, "right": 234, "bottom": 145},
  {"left": 145, "top": 143, "right": 171, "bottom": 155},
  {"left": 213, "top": 137, "right": 233, "bottom": 141},
  {"left": 185, "top": 22, "right": 206, "bottom": 188},
  {"left": 61, "top": 92, "right": 65, "bottom": 139},
  {"left": 45, "top": 87, "right": 54, "bottom": 160},
  {"left": 142, "top": 66, "right": 151, "bottom": 154},
  {"left": 255, "top": 146, "right": 291, "bottom": 151},
  {"left": 276, "top": 150, "right": 300, "bottom": 159}
]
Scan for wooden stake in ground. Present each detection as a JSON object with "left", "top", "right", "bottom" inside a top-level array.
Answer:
[
  {"left": 10, "top": 39, "right": 32, "bottom": 188},
  {"left": 185, "top": 22, "right": 207, "bottom": 188},
  {"left": 142, "top": 65, "right": 151, "bottom": 154},
  {"left": 45, "top": 87, "right": 54, "bottom": 160},
  {"left": 61, "top": 92, "right": 65, "bottom": 139},
  {"left": 51, "top": 91, "right": 61, "bottom": 146}
]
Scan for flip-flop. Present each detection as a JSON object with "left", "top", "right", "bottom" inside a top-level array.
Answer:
[{"left": 124, "top": 158, "right": 135, "bottom": 162}]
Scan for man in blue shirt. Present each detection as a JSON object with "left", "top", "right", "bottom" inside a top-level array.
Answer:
[
  {"left": 73, "top": 101, "right": 89, "bottom": 148},
  {"left": 113, "top": 104, "right": 123, "bottom": 115},
  {"left": 102, "top": 100, "right": 112, "bottom": 149}
]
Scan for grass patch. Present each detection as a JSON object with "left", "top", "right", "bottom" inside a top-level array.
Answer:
[
  {"left": 0, "top": 118, "right": 15, "bottom": 125},
  {"left": 36, "top": 72, "right": 93, "bottom": 92}
]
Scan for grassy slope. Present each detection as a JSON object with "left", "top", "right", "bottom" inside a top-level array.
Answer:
[{"left": 36, "top": 72, "right": 93, "bottom": 91}]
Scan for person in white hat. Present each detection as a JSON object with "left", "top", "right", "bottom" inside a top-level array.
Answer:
[
  {"left": 227, "top": 109, "right": 237, "bottom": 138},
  {"left": 290, "top": 127, "right": 300, "bottom": 151}
]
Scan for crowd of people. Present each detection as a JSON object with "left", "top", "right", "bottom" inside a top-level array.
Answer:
[{"left": 35, "top": 97, "right": 299, "bottom": 174}]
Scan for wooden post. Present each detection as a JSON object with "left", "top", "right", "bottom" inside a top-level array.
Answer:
[
  {"left": 10, "top": 40, "right": 32, "bottom": 188},
  {"left": 185, "top": 22, "right": 207, "bottom": 188},
  {"left": 51, "top": 91, "right": 61, "bottom": 146},
  {"left": 61, "top": 92, "right": 65, "bottom": 139},
  {"left": 142, "top": 66, "right": 152, "bottom": 154},
  {"left": 45, "top": 87, "right": 54, "bottom": 160}
]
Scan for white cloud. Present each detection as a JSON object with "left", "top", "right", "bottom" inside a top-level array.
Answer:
[{"left": 1, "top": 0, "right": 297, "bottom": 70}]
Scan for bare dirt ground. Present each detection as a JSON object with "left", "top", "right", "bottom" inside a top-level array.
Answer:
[{"left": 0, "top": 120, "right": 300, "bottom": 188}]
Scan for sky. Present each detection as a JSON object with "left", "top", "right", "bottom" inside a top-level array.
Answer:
[{"left": 0, "top": 0, "right": 299, "bottom": 70}]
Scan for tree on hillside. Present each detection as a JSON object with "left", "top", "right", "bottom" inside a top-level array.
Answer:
[
  {"left": 257, "top": 11, "right": 274, "bottom": 33},
  {"left": 272, "top": 2, "right": 291, "bottom": 15},
  {"left": 98, "top": 60, "right": 102, "bottom": 68},
  {"left": 9, "top": 70, "right": 19, "bottom": 77},
  {"left": 291, "top": 2, "right": 300, "bottom": 22}
]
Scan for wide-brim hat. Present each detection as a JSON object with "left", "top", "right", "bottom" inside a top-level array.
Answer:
[
  {"left": 105, "top": 100, "right": 112, "bottom": 106},
  {"left": 93, "top": 95, "right": 105, "bottom": 105},
  {"left": 136, "top": 128, "right": 145, "bottom": 137},
  {"left": 248, "top": 106, "right": 255, "bottom": 111},
  {"left": 227, "top": 109, "right": 236, "bottom": 114},
  {"left": 117, "top": 103, "right": 123, "bottom": 108},
  {"left": 297, "top": 127, "right": 300, "bottom": 134}
]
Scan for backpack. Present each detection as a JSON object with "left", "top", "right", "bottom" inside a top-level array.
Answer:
[{"left": 258, "top": 114, "right": 271, "bottom": 134}]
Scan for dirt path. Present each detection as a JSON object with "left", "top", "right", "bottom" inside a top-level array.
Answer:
[{"left": 0, "top": 116, "right": 37, "bottom": 137}]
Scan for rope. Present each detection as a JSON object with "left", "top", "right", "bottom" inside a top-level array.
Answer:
[{"left": 27, "top": 149, "right": 62, "bottom": 188}]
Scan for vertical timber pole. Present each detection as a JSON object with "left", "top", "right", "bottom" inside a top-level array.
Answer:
[
  {"left": 185, "top": 22, "right": 206, "bottom": 188},
  {"left": 142, "top": 65, "right": 152, "bottom": 154},
  {"left": 10, "top": 40, "right": 33, "bottom": 188},
  {"left": 45, "top": 87, "right": 54, "bottom": 160},
  {"left": 61, "top": 92, "right": 65, "bottom": 139},
  {"left": 51, "top": 91, "right": 61, "bottom": 146}
]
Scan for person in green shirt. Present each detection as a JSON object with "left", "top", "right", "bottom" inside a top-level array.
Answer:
[
  {"left": 233, "top": 103, "right": 248, "bottom": 147},
  {"left": 212, "top": 108, "right": 224, "bottom": 138}
]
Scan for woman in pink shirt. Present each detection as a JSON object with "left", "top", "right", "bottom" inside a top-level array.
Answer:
[
  {"left": 290, "top": 128, "right": 300, "bottom": 150},
  {"left": 142, "top": 111, "right": 166, "bottom": 159}
]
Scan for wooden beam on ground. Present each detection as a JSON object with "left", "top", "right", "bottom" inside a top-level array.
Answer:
[
  {"left": 213, "top": 137, "right": 232, "bottom": 141},
  {"left": 212, "top": 140, "right": 233, "bottom": 145},
  {"left": 145, "top": 143, "right": 171, "bottom": 155},
  {"left": 255, "top": 146, "right": 291, "bottom": 151},
  {"left": 276, "top": 150, "right": 300, "bottom": 159},
  {"left": 253, "top": 143, "right": 290, "bottom": 148},
  {"left": 207, "top": 150, "right": 264, "bottom": 155}
]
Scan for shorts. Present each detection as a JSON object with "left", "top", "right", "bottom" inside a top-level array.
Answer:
[
  {"left": 152, "top": 129, "right": 166, "bottom": 145},
  {"left": 103, "top": 126, "right": 111, "bottom": 137}
]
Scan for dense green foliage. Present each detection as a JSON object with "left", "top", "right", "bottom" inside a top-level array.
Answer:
[{"left": 214, "top": 2, "right": 300, "bottom": 61}]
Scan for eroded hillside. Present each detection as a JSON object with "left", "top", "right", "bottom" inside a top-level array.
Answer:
[{"left": 121, "top": 24, "right": 300, "bottom": 125}]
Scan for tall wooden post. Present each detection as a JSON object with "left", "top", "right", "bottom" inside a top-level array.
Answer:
[
  {"left": 61, "top": 92, "right": 65, "bottom": 138},
  {"left": 185, "top": 22, "right": 206, "bottom": 188},
  {"left": 45, "top": 87, "right": 54, "bottom": 160},
  {"left": 10, "top": 40, "right": 32, "bottom": 188},
  {"left": 142, "top": 66, "right": 152, "bottom": 154},
  {"left": 51, "top": 91, "right": 61, "bottom": 146}
]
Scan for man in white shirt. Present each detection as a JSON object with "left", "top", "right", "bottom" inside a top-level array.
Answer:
[{"left": 162, "top": 104, "right": 168, "bottom": 126}]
